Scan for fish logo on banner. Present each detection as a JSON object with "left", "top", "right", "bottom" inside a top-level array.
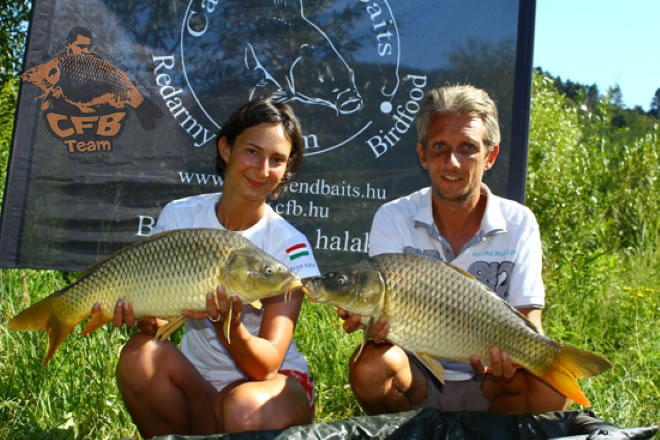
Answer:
[
  {"left": 177, "top": 0, "right": 424, "bottom": 158},
  {"left": 21, "top": 26, "right": 163, "bottom": 155}
]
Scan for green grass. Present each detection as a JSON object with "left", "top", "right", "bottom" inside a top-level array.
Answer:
[{"left": 1, "top": 252, "right": 658, "bottom": 438}]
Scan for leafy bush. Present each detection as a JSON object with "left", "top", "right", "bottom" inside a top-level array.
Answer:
[{"left": 526, "top": 72, "right": 658, "bottom": 425}]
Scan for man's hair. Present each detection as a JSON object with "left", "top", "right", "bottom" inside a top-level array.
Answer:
[
  {"left": 415, "top": 85, "right": 501, "bottom": 151},
  {"left": 216, "top": 97, "right": 304, "bottom": 200},
  {"left": 65, "top": 27, "right": 93, "bottom": 46}
]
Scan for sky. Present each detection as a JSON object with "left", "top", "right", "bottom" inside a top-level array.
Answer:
[{"left": 533, "top": 0, "right": 659, "bottom": 111}]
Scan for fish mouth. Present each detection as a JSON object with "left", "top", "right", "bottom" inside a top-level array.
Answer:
[
  {"left": 300, "top": 278, "right": 323, "bottom": 302},
  {"left": 336, "top": 90, "right": 363, "bottom": 114}
]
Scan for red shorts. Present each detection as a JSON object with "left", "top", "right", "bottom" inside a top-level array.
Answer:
[{"left": 280, "top": 369, "right": 315, "bottom": 412}]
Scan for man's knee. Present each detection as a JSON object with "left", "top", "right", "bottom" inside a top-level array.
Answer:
[
  {"left": 483, "top": 370, "right": 569, "bottom": 414},
  {"left": 349, "top": 343, "right": 409, "bottom": 399}
]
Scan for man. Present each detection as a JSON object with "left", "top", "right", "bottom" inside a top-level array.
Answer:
[
  {"left": 64, "top": 27, "right": 93, "bottom": 55},
  {"left": 340, "top": 85, "right": 568, "bottom": 414}
]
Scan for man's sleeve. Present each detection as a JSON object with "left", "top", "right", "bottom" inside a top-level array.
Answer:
[
  {"left": 368, "top": 205, "right": 408, "bottom": 257},
  {"left": 508, "top": 217, "right": 545, "bottom": 309}
]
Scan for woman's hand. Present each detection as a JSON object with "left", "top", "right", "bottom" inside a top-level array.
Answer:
[
  {"left": 183, "top": 286, "right": 244, "bottom": 339},
  {"left": 91, "top": 300, "right": 161, "bottom": 336}
]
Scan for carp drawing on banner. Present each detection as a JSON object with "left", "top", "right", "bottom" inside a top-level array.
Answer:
[
  {"left": 181, "top": 0, "right": 402, "bottom": 155},
  {"left": 21, "top": 26, "right": 163, "bottom": 155}
]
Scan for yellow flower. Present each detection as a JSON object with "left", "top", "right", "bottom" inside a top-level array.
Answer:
[{"left": 623, "top": 286, "right": 633, "bottom": 291}]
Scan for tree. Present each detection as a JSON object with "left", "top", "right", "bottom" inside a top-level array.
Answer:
[
  {"left": 650, "top": 87, "right": 660, "bottom": 116},
  {"left": 0, "top": 0, "right": 31, "bottom": 85}
]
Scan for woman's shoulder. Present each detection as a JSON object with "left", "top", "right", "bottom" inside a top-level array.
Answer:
[
  {"left": 263, "top": 203, "right": 307, "bottom": 239},
  {"left": 162, "top": 193, "right": 220, "bottom": 213},
  {"left": 156, "top": 193, "right": 220, "bottom": 231}
]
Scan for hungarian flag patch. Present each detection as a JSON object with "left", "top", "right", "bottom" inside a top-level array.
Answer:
[{"left": 286, "top": 243, "right": 309, "bottom": 261}]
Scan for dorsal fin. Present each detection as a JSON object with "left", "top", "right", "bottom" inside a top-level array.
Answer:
[
  {"left": 79, "top": 230, "right": 181, "bottom": 279},
  {"left": 443, "top": 262, "right": 478, "bottom": 280},
  {"left": 444, "top": 260, "right": 543, "bottom": 335},
  {"left": 487, "top": 287, "right": 542, "bottom": 334}
]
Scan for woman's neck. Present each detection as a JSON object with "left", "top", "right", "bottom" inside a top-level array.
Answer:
[{"left": 215, "top": 193, "right": 266, "bottom": 231}]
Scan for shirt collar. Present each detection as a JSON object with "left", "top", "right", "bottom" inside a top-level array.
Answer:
[
  {"left": 413, "top": 184, "right": 507, "bottom": 237},
  {"left": 480, "top": 184, "right": 507, "bottom": 236}
]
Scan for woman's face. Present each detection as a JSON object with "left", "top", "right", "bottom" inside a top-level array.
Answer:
[{"left": 218, "top": 122, "right": 292, "bottom": 202}]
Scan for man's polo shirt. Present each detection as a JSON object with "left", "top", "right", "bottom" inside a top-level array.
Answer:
[{"left": 368, "top": 185, "right": 545, "bottom": 381}]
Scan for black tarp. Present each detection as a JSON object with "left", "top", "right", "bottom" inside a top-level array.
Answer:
[{"left": 157, "top": 409, "right": 658, "bottom": 440}]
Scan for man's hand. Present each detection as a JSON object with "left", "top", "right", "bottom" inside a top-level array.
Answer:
[
  {"left": 471, "top": 346, "right": 569, "bottom": 413},
  {"left": 337, "top": 308, "right": 390, "bottom": 344},
  {"left": 469, "top": 346, "right": 517, "bottom": 379}
]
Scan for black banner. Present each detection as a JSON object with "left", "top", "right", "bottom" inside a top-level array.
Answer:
[{"left": 0, "top": 0, "right": 535, "bottom": 272}]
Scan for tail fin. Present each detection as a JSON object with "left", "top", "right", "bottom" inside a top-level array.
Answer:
[
  {"left": 539, "top": 344, "right": 612, "bottom": 407},
  {"left": 9, "top": 294, "right": 78, "bottom": 366}
]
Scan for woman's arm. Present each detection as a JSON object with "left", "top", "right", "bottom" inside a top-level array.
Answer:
[{"left": 187, "top": 284, "right": 305, "bottom": 380}]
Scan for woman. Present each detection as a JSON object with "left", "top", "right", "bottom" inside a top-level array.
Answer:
[{"left": 106, "top": 98, "right": 319, "bottom": 436}]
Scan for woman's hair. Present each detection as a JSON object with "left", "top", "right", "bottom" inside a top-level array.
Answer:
[{"left": 216, "top": 97, "right": 304, "bottom": 199}]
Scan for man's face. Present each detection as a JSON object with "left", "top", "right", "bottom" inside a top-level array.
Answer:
[
  {"left": 66, "top": 35, "right": 92, "bottom": 55},
  {"left": 417, "top": 112, "right": 499, "bottom": 204}
]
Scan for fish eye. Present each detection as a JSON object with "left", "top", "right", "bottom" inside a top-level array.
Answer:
[
  {"left": 264, "top": 265, "right": 273, "bottom": 275},
  {"left": 336, "top": 274, "right": 348, "bottom": 285}
]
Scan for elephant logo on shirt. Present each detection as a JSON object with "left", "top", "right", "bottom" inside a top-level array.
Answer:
[{"left": 467, "top": 261, "right": 514, "bottom": 299}]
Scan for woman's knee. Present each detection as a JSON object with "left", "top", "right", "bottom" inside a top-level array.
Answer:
[
  {"left": 116, "top": 333, "right": 172, "bottom": 388},
  {"left": 219, "top": 377, "right": 311, "bottom": 432},
  {"left": 220, "top": 385, "right": 270, "bottom": 432}
]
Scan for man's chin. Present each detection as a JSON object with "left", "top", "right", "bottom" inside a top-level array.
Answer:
[{"left": 433, "top": 188, "right": 473, "bottom": 203}]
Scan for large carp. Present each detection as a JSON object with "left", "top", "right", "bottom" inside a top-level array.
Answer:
[
  {"left": 305, "top": 253, "right": 612, "bottom": 407},
  {"left": 21, "top": 52, "right": 163, "bottom": 130},
  {"left": 10, "top": 228, "right": 303, "bottom": 365}
]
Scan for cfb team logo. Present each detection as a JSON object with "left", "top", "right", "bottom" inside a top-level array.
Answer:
[
  {"left": 21, "top": 27, "right": 162, "bottom": 154},
  {"left": 180, "top": 0, "right": 427, "bottom": 157}
]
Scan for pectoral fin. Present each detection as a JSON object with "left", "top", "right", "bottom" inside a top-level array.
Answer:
[
  {"left": 353, "top": 317, "right": 374, "bottom": 363},
  {"left": 223, "top": 299, "right": 233, "bottom": 344},
  {"left": 155, "top": 315, "right": 186, "bottom": 340},
  {"left": 249, "top": 299, "right": 262, "bottom": 310},
  {"left": 417, "top": 353, "right": 445, "bottom": 384},
  {"left": 81, "top": 310, "right": 112, "bottom": 336}
]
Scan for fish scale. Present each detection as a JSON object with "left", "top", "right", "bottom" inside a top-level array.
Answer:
[
  {"left": 306, "top": 252, "right": 612, "bottom": 406},
  {"left": 59, "top": 53, "right": 135, "bottom": 101},
  {"left": 10, "top": 228, "right": 301, "bottom": 365},
  {"left": 376, "top": 253, "right": 556, "bottom": 370}
]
